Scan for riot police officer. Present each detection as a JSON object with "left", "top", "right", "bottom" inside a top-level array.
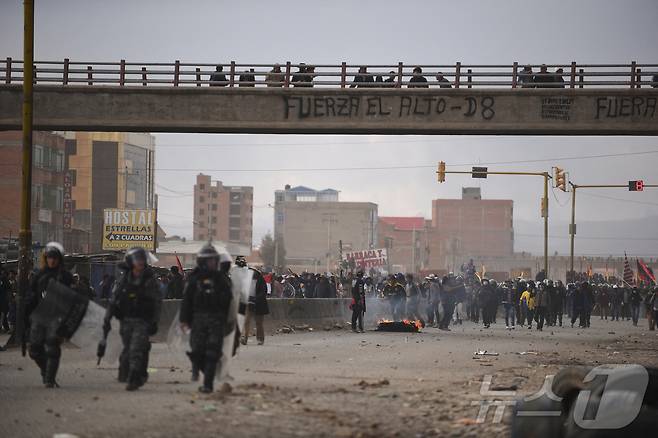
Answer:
[
  {"left": 26, "top": 242, "right": 74, "bottom": 388},
  {"left": 104, "top": 247, "right": 162, "bottom": 391},
  {"left": 180, "top": 244, "right": 233, "bottom": 393}
]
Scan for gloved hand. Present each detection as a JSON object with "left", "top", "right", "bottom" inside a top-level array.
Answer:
[{"left": 148, "top": 322, "right": 158, "bottom": 336}]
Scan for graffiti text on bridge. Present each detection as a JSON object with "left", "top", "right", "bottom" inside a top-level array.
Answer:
[{"left": 283, "top": 95, "right": 496, "bottom": 121}]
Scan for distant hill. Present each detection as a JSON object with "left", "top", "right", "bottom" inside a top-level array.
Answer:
[{"left": 514, "top": 216, "right": 658, "bottom": 257}]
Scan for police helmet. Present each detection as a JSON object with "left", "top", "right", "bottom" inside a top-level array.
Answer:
[
  {"left": 125, "top": 247, "right": 148, "bottom": 268},
  {"left": 490, "top": 280, "right": 498, "bottom": 288},
  {"left": 44, "top": 241, "right": 65, "bottom": 260}
]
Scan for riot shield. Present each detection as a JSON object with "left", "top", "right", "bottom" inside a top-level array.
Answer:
[
  {"left": 218, "top": 266, "right": 253, "bottom": 382},
  {"left": 166, "top": 308, "right": 189, "bottom": 358},
  {"left": 30, "top": 279, "right": 89, "bottom": 339},
  {"left": 69, "top": 300, "right": 122, "bottom": 365}
]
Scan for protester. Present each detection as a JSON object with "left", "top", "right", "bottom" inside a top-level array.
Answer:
[
  {"left": 436, "top": 72, "right": 451, "bottom": 88},
  {"left": 266, "top": 64, "right": 284, "bottom": 87},
  {"left": 350, "top": 66, "right": 374, "bottom": 88},
  {"left": 408, "top": 66, "right": 428, "bottom": 88},
  {"left": 166, "top": 266, "right": 184, "bottom": 299},
  {"left": 350, "top": 271, "right": 366, "bottom": 333},
  {"left": 239, "top": 256, "right": 269, "bottom": 345},
  {"left": 209, "top": 65, "right": 228, "bottom": 86}
]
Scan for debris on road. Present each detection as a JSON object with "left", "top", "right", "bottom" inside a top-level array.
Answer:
[
  {"left": 357, "top": 379, "right": 390, "bottom": 389},
  {"left": 473, "top": 350, "right": 499, "bottom": 356}
]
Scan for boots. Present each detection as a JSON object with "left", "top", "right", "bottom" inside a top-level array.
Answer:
[
  {"left": 199, "top": 361, "right": 216, "bottom": 393},
  {"left": 126, "top": 370, "right": 143, "bottom": 391},
  {"left": 44, "top": 357, "right": 60, "bottom": 388}
]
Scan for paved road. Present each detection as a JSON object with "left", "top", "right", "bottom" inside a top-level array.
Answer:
[{"left": 1, "top": 318, "right": 657, "bottom": 438}]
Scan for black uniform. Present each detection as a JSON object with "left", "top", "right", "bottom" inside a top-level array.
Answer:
[
  {"left": 439, "top": 278, "right": 456, "bottom": 330},
  {"left": 180, "top": 267, "right": 233, "bottom": 392},
  {"left": 351, "top": 276, "right": 366, "bottom": 332},
  {"left": 26, "top": 266, "right": 74, "bottom": 386},
  {"left": 106, "top": 264, "right": 161, "bottom": 390}
]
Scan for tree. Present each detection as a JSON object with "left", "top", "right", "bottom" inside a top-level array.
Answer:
[{"left": 260, "top": 233, "right": 286, "bottom": 271}]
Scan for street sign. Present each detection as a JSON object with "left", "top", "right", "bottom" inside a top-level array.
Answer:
[
  {"left": 472, "top": 166, "right": 488, "bottom": 178},
  {"left": 102, "top": 209, "right": 156, "bottom": 251},
  {"left": 628, "top": 180, "right": 644, "bottom": 191}
]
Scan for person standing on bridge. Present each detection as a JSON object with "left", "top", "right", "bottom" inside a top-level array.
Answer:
[
  {"left": 350, "top": 66, "right": 374, "bottom": 88},
  {"left": 435, "top": 72, "right": 452, "bottom": 88},
  {"left": 518, "top": 65, "right": 534, "bottom": 88},
  {"left": 533, "top": 64, "right": 554, "bottom": 88},
  {"left": 408, "top": 66, "right": 428, "bottom": 88},
  {"left": 384, "top": 70, "right": 397, "bottom": 87},
  {"left": 266, "top": 64, "right": 284, "bottom": 87},
  {"left": 209, "top": 65, "right": 227, "bottom": 86}
]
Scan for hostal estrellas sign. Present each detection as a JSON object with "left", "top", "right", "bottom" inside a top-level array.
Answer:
[{"left": 102, "top": 209, "right": 156, "bottom": 251}]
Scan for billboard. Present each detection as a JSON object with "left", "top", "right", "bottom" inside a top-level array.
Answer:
[
  {"left": 342, "top": 248, "right": 388, "bottom": 270},
  {"left": 102, "top": 209, "right": 156, "bottom": 251}
]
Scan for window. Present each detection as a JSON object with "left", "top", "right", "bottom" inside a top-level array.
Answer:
[
  {"left": 69, "top": 169, "right": 77, "bottom": 186},
  {"left": 229, "top": 204, "right": 241, "bottom": 215},
  {"left": 65, "top": 139, "right": 77, "bottom": 156},
  {"left": 199, "top": 184, "right": 205, "bottom": 190},
  {"left": 211, "top": 217, "right": 217, "bottom": 224},
  {"left": 211, "top": 192, "right": 218, "bottom": 198},
  {"left": 230, "top": 192, "right": 242, "bottom": 202},
  {"left": 211, "top": 204, "right": 217, "bottom": 211},
  {"left": 275, "top": 193, "right": 284, "bottom": 202},
  {"left": 229, "top": 229, "right": 240, "bottom": 241},
  {"left": 276, "top": 212, "right": 284, "bottom": 224},
  {"left": 199, "top": 208, "right": 205, "bottom": 215},
  {"left": 199, "top": 196, "right": 205, "bottom": 203},
  {"left": 229, "top": 217, "right": 241, "bottom": 228},
  {"left": 198, "top": 234, "right": 205, "bottom": 240}
]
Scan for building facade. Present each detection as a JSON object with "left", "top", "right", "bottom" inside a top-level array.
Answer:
[
  {"left": 193, "top": 174, "right": 253, "bottom": 248},
  {"left": 429, "top": 187, "right": 514, "bottom": 271},
  {"left": 0, "top": 131, "right": 66, "bottom": 248},
  {"left": 274, "top": 185, "right": 378, "bottom": 271},
  {"left": 377, "top": 217, "right": 429, "bottom": 273},
  {"left": 63, "top": 132, "right": 156, "bottom": 253}
]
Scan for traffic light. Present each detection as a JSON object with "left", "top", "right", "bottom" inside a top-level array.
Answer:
[
  {"left": 437, "top": 161, "right": 446, "bottom": 183},
  {"left": 554, "top": 167, "right": 567, "bottom": 192},
  {"left": 472, "top": 166, "right": 488, "bottom": 179},
  {"left": 629, "top": 180, "right": 644, "bottom": 191}
]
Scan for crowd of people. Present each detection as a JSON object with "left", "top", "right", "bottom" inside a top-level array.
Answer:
[
  {"left": 206, "top": 63, "right": 658, "bottom": 88},
  {"left": 346, "top": 269, "right": 658, "bottom": 333}
]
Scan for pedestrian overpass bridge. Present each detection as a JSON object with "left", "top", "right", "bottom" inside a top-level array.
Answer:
[{"left": 1, "top": 59, "right": 656, "bottom": 135}]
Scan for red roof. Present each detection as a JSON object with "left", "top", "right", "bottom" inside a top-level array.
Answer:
[{"left": 379, "top": 216, "right": 425, "bottom": 231}]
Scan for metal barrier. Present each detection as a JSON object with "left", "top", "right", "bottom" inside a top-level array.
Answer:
[{"left": 2, "top": 58, "right": 658, "bottom": 89}]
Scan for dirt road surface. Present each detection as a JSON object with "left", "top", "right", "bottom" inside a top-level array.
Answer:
[{"left": 1, "top": 318, "right": 657, "bottom": 437}]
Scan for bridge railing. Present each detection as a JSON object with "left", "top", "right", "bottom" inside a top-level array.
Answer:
[{"left": 2, "top": 58, "right": 657, "bottom": 89}]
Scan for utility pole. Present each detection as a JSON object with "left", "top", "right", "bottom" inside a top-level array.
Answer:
[
  {"left": 14, "top": 0, "right": 35, "bottom": 351},
  {"left": 569, "top": 181, "right": 657, "bottom": 282},
  {"left": 437, "top": 163, "right": 551, "bottom": 275}
]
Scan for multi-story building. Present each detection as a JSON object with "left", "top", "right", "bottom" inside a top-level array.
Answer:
[
  {"left": 429, "top": 187, "right": 514, "bottom": 271},
  {"left": 378, "top": 217, "right": 429, "bottom": 273},
  {"left": 63, "top": 132, "right": 156, "bottom": 253},
  {"left": 193, "top": 174, "right": 253, "bottom": 248},
  {"left": 0, "top": 131, "right": 66, "bottom": 248},
  {"left": 273, "top": 185, "right": 378, "bottom": 271}
]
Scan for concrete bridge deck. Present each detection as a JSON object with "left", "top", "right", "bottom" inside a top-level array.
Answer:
[{"left": 1, "top": 85, "right": 657, "bottom": 135}]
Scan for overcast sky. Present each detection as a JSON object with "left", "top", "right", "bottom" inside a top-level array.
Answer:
[{"left": 1, "top": 0, "right": 657, "bottom": 257}]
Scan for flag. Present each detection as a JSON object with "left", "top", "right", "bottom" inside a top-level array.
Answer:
[
  {"left": 175, "top": 252, "right": 184, "bottom": 278},
  {"left": 623, "top": 253, "right": 635, "bottom": 286},
  {"left": 637, "top": 258, "right": 656, "bottom": 285}
]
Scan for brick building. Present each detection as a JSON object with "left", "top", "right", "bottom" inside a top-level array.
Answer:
[
  {"left": 429, "top": 187, "right": 514, "bottom": 271},
  {"left": 377, "top": 217, "right": 429, "bottom": 273},
  {"left": 0, "top": 131, "right": 66, "bottom": 248},
  {"left": 193, "top": 174, "right": 253, "bottom": 248}
]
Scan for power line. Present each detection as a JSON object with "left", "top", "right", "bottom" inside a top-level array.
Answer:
[{"left": 577, "top": 191, "right": 658, "bottom": 207}]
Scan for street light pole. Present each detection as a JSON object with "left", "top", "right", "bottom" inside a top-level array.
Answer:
[{"left": 15, "top": 0, "right": 35, "bottom": 352}]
